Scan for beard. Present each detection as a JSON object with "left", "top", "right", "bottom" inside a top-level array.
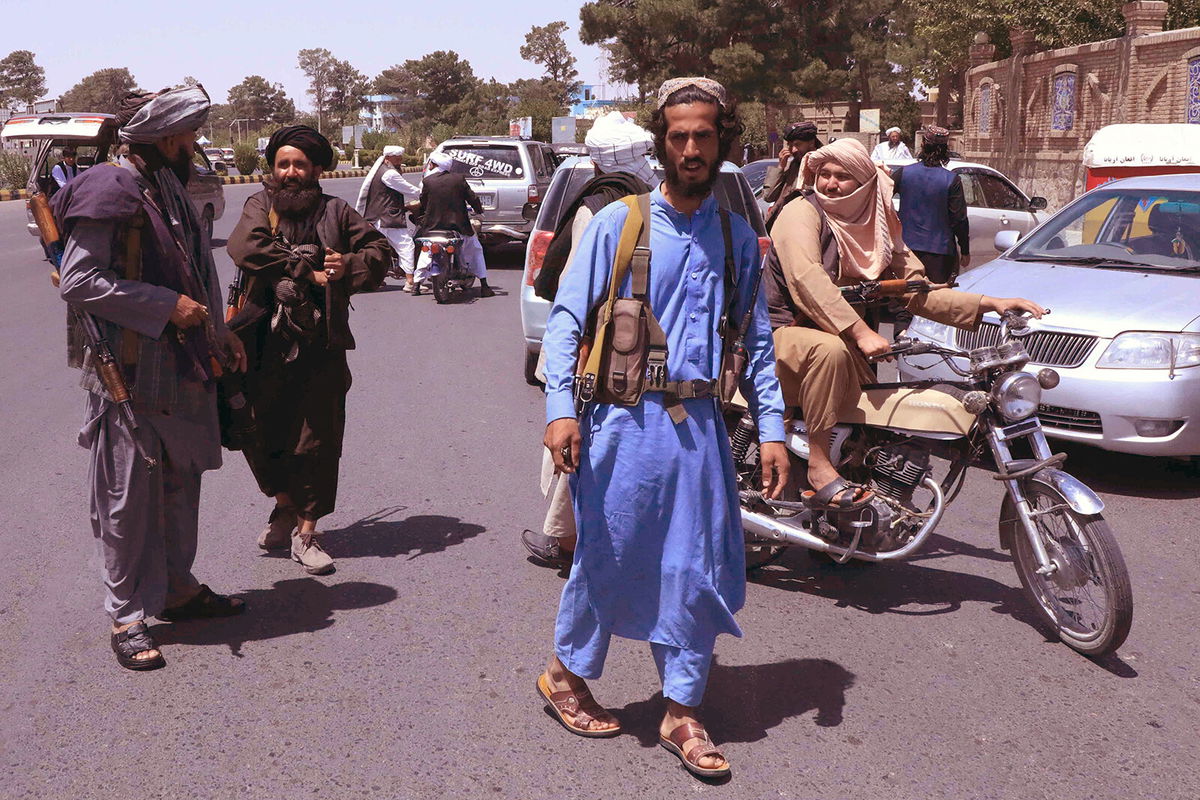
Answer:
[
  {"left": 265, "top": 174, "right": 322, "bottom": 218},
  {"left": 128, "top": 142, "right": 194, "bottom": 186},
  {"left": 663, "top": 156, "right": 719, "bottom": 198}
]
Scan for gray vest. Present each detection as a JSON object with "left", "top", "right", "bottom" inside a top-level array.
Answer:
[{"left": 363, "top": 165, "right": 407, "bottom": 228}]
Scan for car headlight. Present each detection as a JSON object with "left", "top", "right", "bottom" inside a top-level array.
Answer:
[
  {"left": 992, "top": 372, "right": 1042, "bottom": 422},
  {"left": 907, "top": 317, "right": 952, "bottom": 343},
  {"left": 1096, "top": 332, "right": 1200, "bottom": 369}
]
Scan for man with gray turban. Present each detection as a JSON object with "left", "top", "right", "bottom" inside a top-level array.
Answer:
[
  {"left": 522, "top": 111, "right": 656, "bottom": 569},
  {"left": 53, "top": 84, "right": 248, "bottom": 671},
  {"left": 356, "top": 145, "right": 421, "bottom": 290}
]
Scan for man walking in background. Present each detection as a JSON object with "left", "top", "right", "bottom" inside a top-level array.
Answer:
[
  {"left": 356, "top": 145, "right": 421, "bottom": 291},
  {"left": 762, "top": 121, "right": 821, "bottom": 209},
  {"left": 521, "top": 111, "right": 656, "bottom": 568}
]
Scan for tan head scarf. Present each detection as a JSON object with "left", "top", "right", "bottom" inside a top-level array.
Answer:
[{"left": 799, "top": 137, "right": 905, "bottom": 280}]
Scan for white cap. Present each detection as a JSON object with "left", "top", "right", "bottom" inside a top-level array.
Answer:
[
  {"left": 885, "top": 127, "right": 902, "bottom": 136},
  {"left": 585, "top": 111, "right": 655, "bottom": 184},
  {"left": 383, "top": 145, "right": 405, "bottom": 157}
]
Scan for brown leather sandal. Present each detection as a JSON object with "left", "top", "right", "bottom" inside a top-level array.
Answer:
[
  {"left": 536, "top": 672, "right": 621, "bottom": 738},
  {"left": 659, "top": 721, "right": 731, "bottom": 778}
]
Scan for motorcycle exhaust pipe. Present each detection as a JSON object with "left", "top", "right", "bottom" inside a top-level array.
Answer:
[{"left": 742, "top": 477, "right": 945, "bottom": 562}]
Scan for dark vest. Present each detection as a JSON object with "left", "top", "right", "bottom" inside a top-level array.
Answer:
[
  {"left": 764, "top": 193, "right": 838, "bottom": 330},
  {"left": 362, "top": 163, "right": 407, "bottom": 228},
  {"left": 895, "top": 163, "right": 956, "bottom": 256}
]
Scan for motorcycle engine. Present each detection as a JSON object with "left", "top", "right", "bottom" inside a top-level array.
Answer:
[{"left": 866, "top": 442, "right": 931, "bottom": 506}]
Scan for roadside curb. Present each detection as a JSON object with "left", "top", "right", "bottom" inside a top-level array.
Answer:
[{"left": 1, "top": 168, "right": 371, "bottom": 202}]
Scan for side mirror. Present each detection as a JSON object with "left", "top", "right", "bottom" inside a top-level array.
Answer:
[
  {"left": 994, "top": 230, "right": 1021, "bottom": 252},
  {"left": 1028, "top": 196, "right": 1048, "bottom": 211},
  {"left": 521, "top": 202, "right": 539, "bottom": 222}
]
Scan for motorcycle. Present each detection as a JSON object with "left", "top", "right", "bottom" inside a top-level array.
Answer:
[
  {"left": 729, "top": 283, "right": 1133, "bottom": 657},
  {"left": 415, "top": 230, "right": 475, "bottom": 304}
]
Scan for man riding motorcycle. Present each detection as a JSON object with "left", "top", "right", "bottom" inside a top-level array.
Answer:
[
  {"left": 766, "top": 138, "right": 1045, "bottom": 508},
  {"left": 412, "top": 151, "right": 493, "bottom": 297}
]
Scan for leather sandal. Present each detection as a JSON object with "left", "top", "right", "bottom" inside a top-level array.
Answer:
[
  {"left": 536, "top": 672, "right": 621, "bottom": 738},
  {"left": 659, "top": 721, "right": 730, "bottom": 778},
  {"left": 159, "top": 585, "right": 246, "bottom": 622},
  {"left": 802, "top": 476, "right": 874, "bottom": 510},
  {"left": 111, "top": 621, "right": 165, "bottom": 671}
]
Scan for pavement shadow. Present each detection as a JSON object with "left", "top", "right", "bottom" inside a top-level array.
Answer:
[
  {"left": 321, "top": 506, "right": 486, "bottom": 560},
  {"left": 904, "top": 532, "right": 1012, "bottom": 565},
  {"left": 611, "top": 656, "right": 856, "bottom": 749},
  {"left": 151, "top": 577, "right": 397, "bottom": 657},
  {"left": 1050, "top": 441, "right": 1199, "bottom": 499},
  {"left": 753, "top": 550, "right": 1043, "bottom": 628}
]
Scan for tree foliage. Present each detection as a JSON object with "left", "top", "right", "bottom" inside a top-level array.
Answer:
[
  {"left": 520, "top": 21, "right": 582, "bottom": 106},
  {"left": 0, "top": 50, "right": 47, "bottom": 109},
  {"left": 328, "top": 60, "right": 369, "bottom": 129},
  {"left": 58, "top": 68, "right": 138, "bottom": 114},
  {"left": 227, "top": 75, "right": 295, "bottom": 125},
  {"left": 298, "top": 48, "right": 337, "bottom": 133}
]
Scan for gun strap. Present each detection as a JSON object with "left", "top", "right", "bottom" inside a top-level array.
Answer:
[{"left": 120, "top": 212, "right": 145, "bottom": 368}]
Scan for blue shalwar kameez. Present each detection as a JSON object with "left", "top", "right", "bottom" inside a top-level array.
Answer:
[{"left": 543, "top": 187, "right": 786, "bottom": 706}]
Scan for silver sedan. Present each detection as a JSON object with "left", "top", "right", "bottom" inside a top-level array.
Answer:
[{"left": 900, "top": 173, "right": 1200, "bottom": 458}]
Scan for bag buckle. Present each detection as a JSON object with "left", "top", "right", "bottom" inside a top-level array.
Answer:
[{"left": 645, "top": 350, "right": 668, "bottom": 389}]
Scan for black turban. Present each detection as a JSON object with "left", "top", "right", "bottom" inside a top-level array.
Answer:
[{"left": 266, "top": 125, "right": 334, "bottom": 170}]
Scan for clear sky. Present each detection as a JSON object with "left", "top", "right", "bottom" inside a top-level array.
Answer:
[{"left": 6, "top": 0, "right": 618, "bottom": 110}]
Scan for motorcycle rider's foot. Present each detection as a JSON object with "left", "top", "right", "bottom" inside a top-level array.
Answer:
[
  {"left": 291, "top": 531, "right": 334, "bottom": 575},
  {"left": 807, "top": 467, "right": 869, "bottom": 505},
  {"left": 541, "top": 656, "right": 620, "bottom": 734},
  {"left": 479, "top": 280, "right": 495, "bottom": 298},
  {"left": 659, "top": 702, "right": 728, "bottom": 773},
  {"left": 411, "top": 282, "right": 422, "bottom": 296}
]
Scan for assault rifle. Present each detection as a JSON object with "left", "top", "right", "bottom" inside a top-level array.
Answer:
[
  {"left": 839, "top": 278, "right": 956, "bottom": 304},
  {"left": 29, "top": 192, "right": 157, "bottom": 469}
]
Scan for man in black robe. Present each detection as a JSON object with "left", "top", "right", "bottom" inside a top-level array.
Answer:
[{"left": 227, "top": 125, "right": 391, "bottom": 575}]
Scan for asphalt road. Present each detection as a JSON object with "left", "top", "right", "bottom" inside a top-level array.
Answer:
[{"left": 1, "top": 179, "right": 1198, "bottom": 800}]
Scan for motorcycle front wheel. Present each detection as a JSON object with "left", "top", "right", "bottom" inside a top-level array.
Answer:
[{"left": 1002, "top": 484, "right": 1133, "bottom": 656}]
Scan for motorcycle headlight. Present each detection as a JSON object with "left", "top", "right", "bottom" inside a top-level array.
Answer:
[
  {"left": 991, "top": 372, "right": 1042, "bottom": 422},
  {"left": 907, "top": 317, "right": 952, "bottom": 344},
  {"left": 1096, "top": 332, "right": 1200, "bottom": 369}
]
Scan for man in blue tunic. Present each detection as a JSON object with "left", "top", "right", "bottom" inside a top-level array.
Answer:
[{"left": 537, "top": 77, "right": 789, "bottom": 778}]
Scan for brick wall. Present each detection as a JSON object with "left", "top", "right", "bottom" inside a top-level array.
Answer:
[{"left": 963, "top": 1, "right": 1200, "bottom": 208}]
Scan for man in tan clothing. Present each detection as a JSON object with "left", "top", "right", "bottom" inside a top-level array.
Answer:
[{"left": 764, "top": 138, "right": 1044, "bottom": 506}]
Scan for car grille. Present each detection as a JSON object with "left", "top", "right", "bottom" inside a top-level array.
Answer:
[
  {"left": 1037, "top": 404, "right": 1103, "bottom": 433},
  {"left": 954, "top": 323, "right": 1098, "bottom": 367}
]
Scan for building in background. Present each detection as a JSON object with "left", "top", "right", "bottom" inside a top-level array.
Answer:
[{"left": 964, "top": 0, "right": 1200, "bottom": 207}]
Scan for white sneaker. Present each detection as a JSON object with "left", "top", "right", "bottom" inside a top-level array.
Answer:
[{"left": 291, "top": 532, "right": 334, "bottom": 575}]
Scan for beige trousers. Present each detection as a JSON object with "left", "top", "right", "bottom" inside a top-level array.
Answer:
[{"left": 772, "top": 326, "right": 871, "bottom": 442}]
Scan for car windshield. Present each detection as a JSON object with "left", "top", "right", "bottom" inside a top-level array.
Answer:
[
  {"left": 1011, "top": 188, "right": 1200, "bottom": 272},
  {"left": 741, "top": 160, "right": 771, "bottom": 194},
  {"left": 442, "top": 145, "right": 524, "bottom": 180}
]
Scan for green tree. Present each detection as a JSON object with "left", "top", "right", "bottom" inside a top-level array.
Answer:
[
  {"left": 406, "top": 51, "right": 480, "bottom": 125},
  {"left": 58, "top": 67, "right": 138, "bottom": 113},
  {"left": 298, "top": 47, "right": 337, "bottom": 134},
  {"left": 520, "top": 21, "right": 582, "bottom": 106},
  {"left": 227, "top": 75, "right": 295, "bottom": 125},
  {"left": 327, "top": 60, "right": 369, "bottom": 128},
  {"left": 0, "top": 50, "right": 47, "bottom": 109}
]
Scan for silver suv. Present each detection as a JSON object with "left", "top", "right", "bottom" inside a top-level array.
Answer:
[
  {"left": 1, "top": 112, "right": 225, "bottom": 239},
  {"left": 430, "top": 136, "right": 556, "bottom": 247}
]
